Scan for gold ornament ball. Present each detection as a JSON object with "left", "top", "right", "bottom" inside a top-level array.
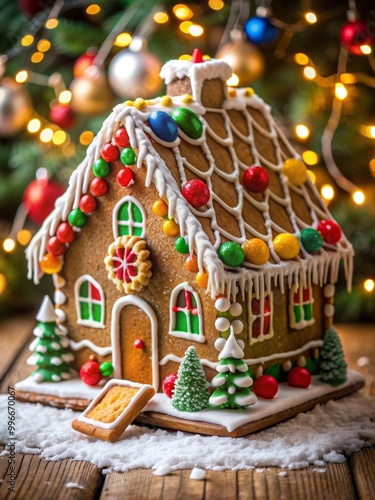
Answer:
[
  {"left": 243, "top": 238, "right": 270, "bottom": 265},
  {"left": 273, "top": 233, "right": 300, "bottom": 260},
  {"left": 0, "top": 77, "right": 32, "bottom": 137},
  {"left": 282, "top": 158, "right": 307, "bottom": 186},
  {"left": 70, "top": 66, "right": 114, "bottom": 116},
  {"left": 108, "top": 39, "right": 163, "bottom": 100},
  {"left": 216, "top": 30, "right": 265, "bottom": 85}
]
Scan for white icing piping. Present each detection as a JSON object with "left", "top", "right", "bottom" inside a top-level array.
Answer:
[
  {"left": 69, "top": 339, "right": 112, "bottom": 356},
  {"left": 159, "top": 339, "right": 324, "bottom": 370}
]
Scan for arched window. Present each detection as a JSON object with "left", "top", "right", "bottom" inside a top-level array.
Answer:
[
  {"left": 113, "top": 195, "right": 146, "bottom": 239},
  {"left": 248, "top": 293, "right": 274, "bottom": 345},
  {"left": 289, "top": 285, "right": 315, "bottom": 330},
  {"left": 75, "top": 275, "right": 105, "bottom": 329},
  {"left": 169, "top": 282, "right": 205, "bottom": 343}
]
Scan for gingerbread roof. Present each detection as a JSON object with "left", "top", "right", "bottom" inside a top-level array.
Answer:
[{"left": 26, "top": 57, "right": 353, "bottom": 300}]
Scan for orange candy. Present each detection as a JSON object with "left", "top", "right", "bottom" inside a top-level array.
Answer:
[
  {"left": 185, "top": 255, "right": 199, "bottom": 272},
  {"left": 196, "top": 271, "right": 208, "bottom": 288},
  {"left": 40, "top": 253, "right": 63, "bottom": 274},
  {"left": 152, "top": 199, "right": 168, "bottom": 217}
]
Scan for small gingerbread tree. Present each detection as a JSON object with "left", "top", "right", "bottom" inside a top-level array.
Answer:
[
  {"left": 27, "top": 296, "right": 74, "bottom": 383},
  {"left": 172, "top": 346, "right": 210, "bottom": 412},
  {"left": 209, "top": 329, "right": 256, "bottom": 409},
  {"left": 319, "top": 326, "right": 347, "bottom": 386}
]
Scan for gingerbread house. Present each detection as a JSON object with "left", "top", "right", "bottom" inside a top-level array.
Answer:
[{"left": 24, "top": 53, "right": 354, "bottom": 409}]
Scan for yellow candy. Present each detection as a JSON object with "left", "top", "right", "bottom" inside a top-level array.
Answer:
[
  {"left": 134, "top": 98, "right": 147, "bottom": 110},
  {"left": 161, "top": 95, "right": 172, "bottom": 106},
  {"left": 244, "top": 87, "right": 254, "bottom": 97},
  {"left": 163, "top": 219, "right": 180, "bottom": 237},
  {"left": 125, "top": 100, "right": 134, "bottom": 106},
  {"left": 182, "top": 94, "right": 193, "bottom": 104},
  {"left": 282, "top": 158, "right": 307, "bottom": 186},
  {"left": 196, "top": 271, "right": 209, "bottom": 288},
  {"left": 273, "top": 233, "right": 300, "bottom": 260},
  {"left": 40, "top": 253, "right": 63, "bottom": 274},
  {"left": 228, "top": 88, "right": 237, "bottom": 98},
  {"left": 243, "top": 238, "right": 270, "bottom": 265},
  {"left": 152, "top": 199, "right": 168, "bottom": 217}
]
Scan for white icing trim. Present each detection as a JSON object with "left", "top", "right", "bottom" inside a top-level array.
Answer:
[
  {"left": 169, "top": 282, "right": 205, "bottom": 343},
  {"left": 69, "top": 339, "right": 112, "bottom": 356},
  {"left": 159, "top": 339, "right": 324, "bottom": 370},
  {"left": 112, "top": 195, "right": 146, "bottom": 240},
  {"left": 289, "top": 284, "right": 315, "bottom": 330},
  {"left": 111, "top": 296, "right": 159, "bottom": 391},
  {"left": 74, "top": 274, "right": 105, "bottom": 329},
  {"left": 77, "top": 378, "right": 154, "bottom": 430}
]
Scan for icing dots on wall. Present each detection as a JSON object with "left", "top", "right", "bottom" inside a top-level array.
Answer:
[{"left": 214, "top": 296, "right": 244, "bottom": 338}]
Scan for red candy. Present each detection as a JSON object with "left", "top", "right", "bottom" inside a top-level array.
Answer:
[
  {"left": 56, "top": 222, "right": 76, "bottom": 244},
  {"left": 114, "top": 128, "right": 130, "bottom": 148},
  {"left": 317, "top": 220, "right": 342, "bottom": 244},
  {"left": 287, "top": 367, "right": 311, "bottom": 388},
  {"left": 242, "top": 166, "right": 269, "bottom": 193},
  {"left": 80, "top": 357, "right": 102, "bottom": 386},
  {"left": 181, "top": 179, "right": 210, "bottom": 208},
  {"left": 117, "top": 168, "right": 135, "bottom": 187},
  {"left": 46, "top": 236, "right": 66, "bottom": 257},
  {"left": 79, "top": 194, "right": 97, "bottom": 213},
  {"left": 134, "top": 339, "right": 144, "bottom": 349},
  {"left": 162, "top": 373, "right": 178, "bottom": 398},
  {"left": 253, "top": 375, "right": 279, "bottom": 399},
  {"left": 101, "top": 143, "right": 120, "bottom": 162},
  {"left": 90, "top": 177, "right": 109, "bottom": 197}
]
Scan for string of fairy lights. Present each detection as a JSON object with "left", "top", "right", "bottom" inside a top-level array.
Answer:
[{"left": 0, "top": 0, "right": 375, "bottom": 299}]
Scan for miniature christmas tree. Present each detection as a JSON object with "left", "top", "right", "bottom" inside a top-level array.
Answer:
[
  {"left": 209, "top": 329, "right": 257, "bottom": 409},
  {"left": 27, "top": 296, "right": 74, "bottom": 383},
  {"left": 172, "top": 346, "right": 210, "bottom": 412},
  {"left": 319, "top": 326, "right": 348, "bottom": 386}
]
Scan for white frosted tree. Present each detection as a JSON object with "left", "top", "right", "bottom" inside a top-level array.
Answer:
[{"left": 209, "top": 329, "right": 257, "bottom": 409}]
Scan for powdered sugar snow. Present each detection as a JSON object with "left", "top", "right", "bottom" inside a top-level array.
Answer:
[{"left": 1, "top": 393, "right": 374, "bottom": 474}]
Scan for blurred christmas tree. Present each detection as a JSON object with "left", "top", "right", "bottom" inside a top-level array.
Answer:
[{"left": 0, "top": 0, "right": 374, "bottom": 320}]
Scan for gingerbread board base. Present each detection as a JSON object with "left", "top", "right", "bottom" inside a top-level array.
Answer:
[{"left": 15, "top": 371, "right": 364, "bottom": 437}]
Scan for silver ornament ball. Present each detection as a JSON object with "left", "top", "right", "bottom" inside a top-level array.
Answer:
[
  {"left": 0, "top": 78, "right": 33, "bottom": 137},
  {"left": 108, "top": 39, "right": 163, "bottom": 100}
]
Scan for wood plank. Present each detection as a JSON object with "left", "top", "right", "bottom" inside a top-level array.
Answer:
[
  {"left": 205, "top": 470, "right": 237, "bottom": 499},
  {"left": 351, "top": 447, "right": 375, "bottom": 500},
  {"left": 0, "top": 314, "right": 34, "bottom": 383},
  {"left": 0, "top": 453, "right": 101, "bottom": 500}
]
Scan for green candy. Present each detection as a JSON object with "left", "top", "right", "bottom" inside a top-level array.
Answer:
[
  {"left": 100, "top": 361, "right": 114, "bottom": 377},
  {"left": 300, "top": 227, "right": 323, "bottom": 252},
  {"left": 218, "top": 242, "right": 245, "bottom": 267},
  {"left": 174, "top": 236, "right": 189, "bottom": 254},
  {"left": 93, "top": 158, "right": 110, "bottom": 178},
  {"left": 120, "top": 148, "right": 136, "bottom": 165},
  {"left": 172, "top": 107, "right": 203, "bottom": 139},
  {"left": 68, "top": 208, "right": 88, "bottom": 228}
]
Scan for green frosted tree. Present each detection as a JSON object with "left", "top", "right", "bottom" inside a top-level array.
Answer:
[
  {"left": 172, "top": 346, "right": 210, "bottom": 412},
  {"left": 319, "top": 326, "right": 347, "bottom": 386},
  {"left": 209, "top": 330, "right": 256, "bottom": 409},
  {"left": 27, "top": 296, "right": 74, "bottom": 383}
]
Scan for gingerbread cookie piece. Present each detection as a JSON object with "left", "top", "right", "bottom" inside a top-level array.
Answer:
[{"left": 72, "top": 379, "right": 155, "bottom": 442}]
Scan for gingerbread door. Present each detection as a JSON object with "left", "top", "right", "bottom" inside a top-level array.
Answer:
[{"left": 111, "top": 296, "right": 159, "bottom": 391}]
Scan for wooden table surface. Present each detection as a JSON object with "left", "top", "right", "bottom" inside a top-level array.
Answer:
[{"left": 0, "top": 315, "right": 374, "bottom": 500}]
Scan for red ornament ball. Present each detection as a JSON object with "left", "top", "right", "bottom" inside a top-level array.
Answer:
[
  {"left": 114, "top": 128, "right": 130, "bottom": 148},
  {"left": 340, "top": 20, "right": 372, "bottom": 55},
  {"left": 253, "top": 375, "right": 279, "bottom": 399},
  {"left": 73, "top": 51, "right": 97, "bottom": 78},
  {"left": 23, "top": 178, "right": 65, "bottom": 225},
  {"left": 90, "top": 177, "right": 109, "bottom": 197},
  {"left": 287, "top": 367, "right": 311, "bottom": 389},
  {"left": 117, "top": 168, "right": 135, "bottom": 187},
  {"left": 101, "top": 143, "right": 120, "bottom": 162},
  {"left": 242, "top": 166, "right": 269, "bottom": 193},
  {"left": 56, "top": 222, "right": 76, "bottom": 244},
  {"left": 134, "top": 339, "right": 144, "bottom": 349},
  {"left": 317, "top": 220, "right": 342, "bottom": 244},
  {"left": 181, "top": 179, "right": 210, "bottom": 208},
  {"left": 80, "top": 357, "right": 102, "bottom": 386},
  {"left": 50, "top": 103, "right": 75, "bottom": 129},
  {"left": 79, "top": 194, "right": 97, "bottom": 213},
  {"left": 162, "top": 373, "right": 178, "bottom": 398},
  {"left": 46, "top": 236, "right": 66, "bottom": 257}
]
